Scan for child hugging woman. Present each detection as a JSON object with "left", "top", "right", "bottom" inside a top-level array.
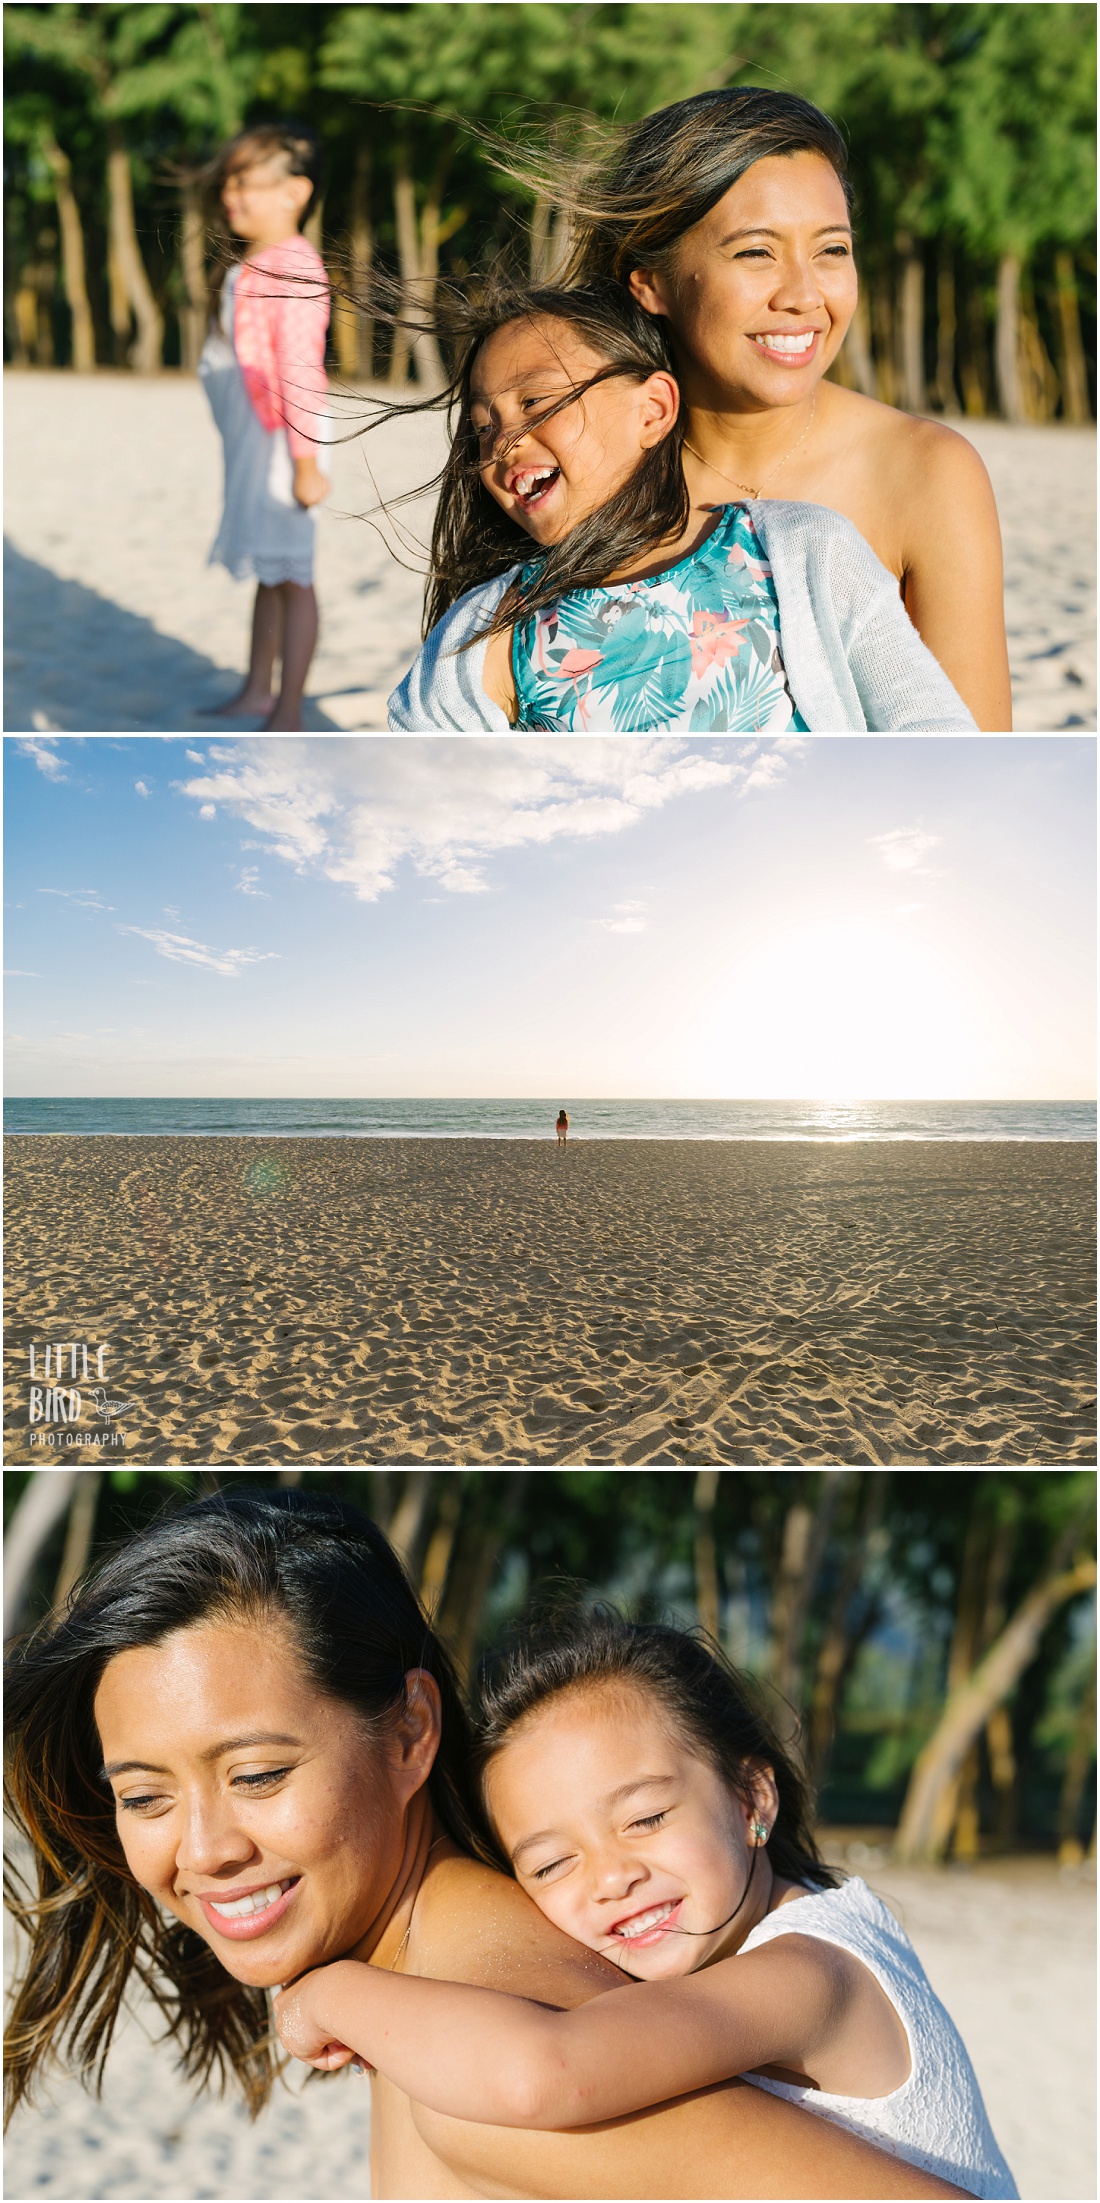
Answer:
[
  {"left": 386, "top": 281, "right": 975, "bottom": 732},
  {"left": 274, "top": 1609, "right": 1017, "bottom": 2202},
  {"left": 199, "top": 124, "right": 332, "bottom": 732}
]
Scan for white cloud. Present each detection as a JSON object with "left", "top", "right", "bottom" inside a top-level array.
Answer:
[
  {"left": 19, "top": 738, "right": 66, "bottom": 780},
  {"left": 37, "top": 887, "right": 113, "bottom": 911},
  {"left": 235, "top": 866, "right": 269, "bottom": 898},
  {"left": 163, "top": 905, "right": 181, "bottom": 918},
  {"left": 117, "top": 926, "right": 279, "bottom": 978},
  {"left": 174, "top": 737, "right": 801, "bottom": 903},
  {"left": 135, "top": 779, "right": 152, "bottom": 798},
  {"left": 185, "top": 750, "right": 206, "bottom": 764},
  {"left": 867, "top": 825, "right": 943, "bottom": 875},
  {"left": 4, "top": 968, "right": 41, "bottom": 977},
  {"left": 601, "top": 899, "right": 648, "bottom": 935}
]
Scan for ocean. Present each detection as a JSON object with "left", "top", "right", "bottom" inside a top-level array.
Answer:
[{"left": 4, "top": 1098, "right": 1095, "bottom": 1140}]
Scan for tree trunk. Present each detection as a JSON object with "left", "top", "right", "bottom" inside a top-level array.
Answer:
[
  {"left": 842, "top": 286, "right": 876, "bottom": 397},
  {"left": 438, "top": 1472, "right": 528, "bottom": 1683},
  {"left": 277, "top": 1470, "right": 302, "bottom": 1486},
  {"left": 107, "top": 133, "right": 163, "bottom": 373},
  {"left": 389, "top": 146, "right": 418, "bottom": 389},
  {"left": 1057, "top": 1647, "right": 1097, "bottom": 1865},
  {"left": 41, "top": 131, "right": 96, "bottom": 372},
  {"left": 304, "top": 196, "right": 324, "bottom": 254},
  {"left": 388, "top": 1470, "right": 436, "bottom": 1575},
  {"left": 933, "top": 251, "right": 957, "bottom": 413},
  {"left": 896, "top": 242, "right": 925, "bottom": 413},
  {"left": 411, "top": 144, "right": 452, "bottom": 392},
  {"left": 960, "top": 276, "right": 989, "bottom": 418},
  {"left": 769, "top": 1474, "right": 848, "bottom": 1708},
  {"left": 4, "top": 1471, "right": 79, "bottom": 1639},
  {"left": 1054, "top": 251, "right": 1091, "bottom": 424},
  {"left": 808, "top": 1471, "right": 889, "bottom": 1788},
  {"left": 333, "top": 140, "right": 373, "bottom": 383},
  {"left": 694, "top": 1471, "right": 721, "bottom": 1641},
  {"left": 419, "top": 1475, "right": 466, "bottom": 1613},
  {"left": 363, "top": 1471, "right": 395, "bottom": 1530},
  {"left": 179, "top": 178, "right": 208, "bottom": 374},
  {"left": 52, "top": 1472, "right": 102, "bottom": 1613},
  {"left": 895, "top": 1552, "right": 1097, "bottom": 1864},
  {"left": 871, "top": 274, "right": 896, "bottom": 406},
  {"left": 530, "top": 197, "right": 552, "bottom": 285},
  {"left": 995, "top": 253, "right": 1024, "bottom": 423}
]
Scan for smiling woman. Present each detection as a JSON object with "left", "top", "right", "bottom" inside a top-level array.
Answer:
[{"left": 3, "top": 1488, "right": 970, "bottom": 2199}]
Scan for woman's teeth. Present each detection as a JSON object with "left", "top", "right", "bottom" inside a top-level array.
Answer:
[
  {"left": 209, "top": 1879, "right": 295, "bottom": 1919},
  {"left": 615, "top": 1902, "right": 676, "bottom": 1939},
  {"left": 753, "top": 332, "right": 816, "bottom": 355}
]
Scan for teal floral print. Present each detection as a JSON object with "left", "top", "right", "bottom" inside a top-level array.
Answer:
[{"left": 512, "top": 503, "right": 808, "bottom": 732}]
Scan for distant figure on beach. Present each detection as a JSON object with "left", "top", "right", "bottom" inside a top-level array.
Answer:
[
  {"left": 556, "top": 1108, "right": 569, "bottom": 1146},
  {"left": 199, "top": 124, "right": 331, "bottom": 732}
]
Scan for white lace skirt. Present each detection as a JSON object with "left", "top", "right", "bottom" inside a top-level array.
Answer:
[{"left": 199, "top": 325, "right": 329, "bottom": 588}]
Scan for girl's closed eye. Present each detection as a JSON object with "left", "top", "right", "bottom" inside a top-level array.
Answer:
[{"left": 628, "top": 1811, "right": 668, "bottom": 1831}]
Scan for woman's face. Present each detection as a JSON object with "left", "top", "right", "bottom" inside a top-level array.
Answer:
[
  {"left": 629, "top": 151, "right": 857, "bottom": 411},
  {"left": 94, "top": 1616, "right": 438, "bottom": 1989},
  {"left": 470, "top": 316, "right": 678, "bottom": 545},
  {"left": 221, "top": 156, "right": 311, "bottom": 243}
]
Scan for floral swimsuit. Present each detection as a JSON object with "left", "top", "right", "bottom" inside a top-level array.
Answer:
[{"left": 512, "top": 503, "right": 809, "bottom": 732}]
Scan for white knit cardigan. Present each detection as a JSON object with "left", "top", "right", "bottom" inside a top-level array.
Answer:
[{"left": 388, "top": 500, "right": 977, "bottom": 732}]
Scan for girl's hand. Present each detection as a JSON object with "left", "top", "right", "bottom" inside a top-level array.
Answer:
[
  {"left": 274, "top": 1972, "right": 359, "bottom": 2071},
  {"left": 293, "top": 456, "right": 331, "bottom": 508}
]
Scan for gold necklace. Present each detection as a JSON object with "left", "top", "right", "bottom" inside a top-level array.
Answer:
[{"left": 684, "top": 394, "right": 817, "bottom": 502}]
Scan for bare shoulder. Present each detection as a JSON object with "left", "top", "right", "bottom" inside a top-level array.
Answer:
[
  {"left": 826, "top": 384, "right": 996, "bottom": 496},
  {"left": 411, "top": 1849, "right": 623, "bottom": 2002}
]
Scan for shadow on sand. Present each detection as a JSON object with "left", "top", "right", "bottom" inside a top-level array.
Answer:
[{"left": 3, "top": 541, "right": 338, "bottom": 731}]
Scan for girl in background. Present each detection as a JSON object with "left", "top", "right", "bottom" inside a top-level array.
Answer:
[{"left": 200, "top": 124, "right": 331, "bottom": 731}]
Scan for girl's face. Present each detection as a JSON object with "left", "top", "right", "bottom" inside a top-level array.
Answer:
[
  {"left": 470, "top": 316, "right": 678, "bottom": 546},
  {"left": 221, "top": 156, "right": 311, "bottom": 244},
  {"left": 629, "top": 151, "right": 857, "bottom": 410},
  {"left": 94, "top": 1616, "right": 438, "bottom": 1990},
  {"left": 483, "top": 1683, "right": 778, "bottom": 1981}
]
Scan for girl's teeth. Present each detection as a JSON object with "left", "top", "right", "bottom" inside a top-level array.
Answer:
[
  {"left": 210, "top": 1879, "right": 291, "bottom": 1919},
  {"left": 617, "top": 1903, "right": 674, "bottom": 1938}
]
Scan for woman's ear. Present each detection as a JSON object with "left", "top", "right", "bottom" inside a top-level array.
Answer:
[
  {"left": 744, "top": 1763, "right": 781, "bottom": 1842},
  {"left": 629, "top": 267, "right": 672, "bottom": 319},
  {"left": 638, "top": 371, "right": 680, "bottom": 448},
  {"left": 387, "top": 1668, "right": 442, "bottom": 1804},
  {"left": 285, "top": 173, "right": 315, "bottom": 222}
]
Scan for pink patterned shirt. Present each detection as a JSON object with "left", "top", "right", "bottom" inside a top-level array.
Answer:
[{"left": 233, "top": 235, "right": 330, "bottom": 457}]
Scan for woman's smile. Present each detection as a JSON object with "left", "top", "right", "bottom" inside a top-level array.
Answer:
[{"left": 193, "top": 1872, "right": 303, "bottom": 1940}]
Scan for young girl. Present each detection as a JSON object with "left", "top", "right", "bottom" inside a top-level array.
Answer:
[
  {"left": 275, "top": 1613, "right": 1017, "bottom": 2202},
  {"left": 386, "top": 282, "right": 976, "bottom": 733},
  {"left": 199, "top": 124, "right": 331, "bottom": 732}
]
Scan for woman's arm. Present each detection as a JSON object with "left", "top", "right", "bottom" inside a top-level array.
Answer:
[
  {"left": 275, "top": 1939, "right": 844, "bottom": 2129},
  {"left": 899, "top": 424, "right": 1012, "bottom": 731}
]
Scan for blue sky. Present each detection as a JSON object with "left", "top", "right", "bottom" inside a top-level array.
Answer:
[{"left": 4, "top": 734, "right": 1095, "bottom": 1098}]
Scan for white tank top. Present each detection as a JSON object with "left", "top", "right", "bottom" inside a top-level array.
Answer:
[{"left": 739, "top": 1876, "right": 1018, "bottom": 2200}]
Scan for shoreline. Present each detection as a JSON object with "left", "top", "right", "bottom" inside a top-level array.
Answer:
[{"left": 5, "top": 1137, "right": 1094, "bottom": 1466}]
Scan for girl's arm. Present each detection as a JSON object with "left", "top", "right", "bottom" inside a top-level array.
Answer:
[{"left": 274, "top": 1937, "right": 846, "bottom": 2130}]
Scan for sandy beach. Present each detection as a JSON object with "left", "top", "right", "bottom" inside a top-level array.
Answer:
[
  {"left": 4, "top": 1137, "right": 1094, "bottom": 1465},
  {"left": 4, "top": 1852, "right": 1094, "bottom": 2201},
  {"left": 4, "top": 371, "right": 1095, "bottom": 733}
]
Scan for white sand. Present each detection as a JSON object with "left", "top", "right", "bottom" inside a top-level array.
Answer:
[
  {"left": 4, "top": 1856, "right": 1094, "bottom": 2201},
  {"left": 3, "top": 372, "right": 1095, "bottom": 733}
]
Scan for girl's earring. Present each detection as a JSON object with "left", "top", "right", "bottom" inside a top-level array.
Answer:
[{"left": 750, "top": 1818, "right": 770, "bottom": 1846}]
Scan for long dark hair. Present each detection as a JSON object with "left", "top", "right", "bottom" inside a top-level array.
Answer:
[
  {"left": 328, "top": 272, "right": 687, "bottom": 640},
  {"left": 491, "top": 88, "right": 851, "bottom": 290},
  {"left": 475, "top": 1604, "right": 836, "bottom": 1895},
  {"left": 4, "top": 1487, "right": 491, "bottom": 2128}
]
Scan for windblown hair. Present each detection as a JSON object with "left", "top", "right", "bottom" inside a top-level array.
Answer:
[
  {"left": 474, "top": 1603, "right": 837, "bottom": 1895},
  {"left": 491, "top": 88, "right": 851, "bottom": 290},
  {"left": 392, "top": 275, "right": 688, "bottom": 640},
  {"left": 3, "top": 1487, "right": 492, "bottom": 2129}
]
